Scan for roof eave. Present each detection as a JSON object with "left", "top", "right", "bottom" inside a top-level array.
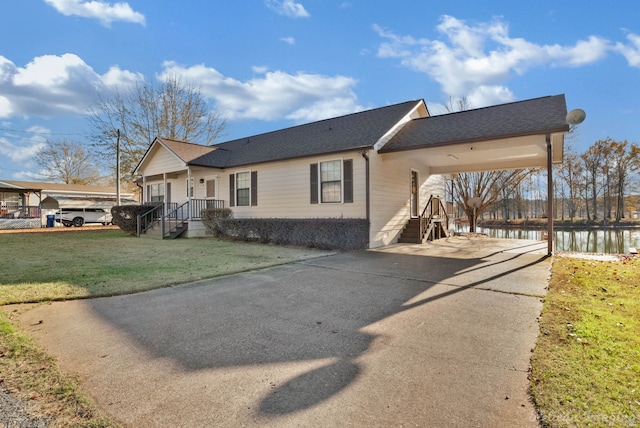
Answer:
[{"left": 379, "top": 125, "right": 570, "bottom": 153}]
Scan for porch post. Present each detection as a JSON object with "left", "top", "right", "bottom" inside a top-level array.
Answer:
[
  {"left": 187, "top": 168, "right": 192, "bottom": 220},
  {"left": 546, "top": 134, "right": 553, "bottom": 256},
  {"left": 163, "top": 173, "right": 168, "bottom": 214}
]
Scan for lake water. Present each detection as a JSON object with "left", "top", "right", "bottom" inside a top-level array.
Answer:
[{"left": 456, "top": 226, "right": 640, "bottom": 254}]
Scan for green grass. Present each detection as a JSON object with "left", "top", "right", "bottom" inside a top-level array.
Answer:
[
  {"left": 0, "top": 230, "right": 331, "bottom": 305},
  {"left": 531, "top": 256, "right": 640, "bottom": 427},
  {"left": 0, "top": 229, "right": 331, "bottom": 426}
]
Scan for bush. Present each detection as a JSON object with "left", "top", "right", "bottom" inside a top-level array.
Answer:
[
  {"left": 200, "top": 208, "right": 234, "bottom": 236},
  {"left": 111, "top": 204, "right": 159, "bottom": 236},
  {"left": 201, "top": 217, "right": 369, "bottom": 251}
]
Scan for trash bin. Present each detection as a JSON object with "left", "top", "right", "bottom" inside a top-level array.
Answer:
[{"left": 46, "top": 214, "right": 55, "bottom": 228}]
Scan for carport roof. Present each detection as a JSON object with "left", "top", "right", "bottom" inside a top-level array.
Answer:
[{"left": 379, "top": 95, "right": 569, "bottom": 153}]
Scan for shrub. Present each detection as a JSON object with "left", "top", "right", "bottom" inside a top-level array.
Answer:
[
  {"left": 111, "top": 204, "right": 159, "bottom": 236},
  {"left": 201, "top": 217, "right": 369, "bottom": 251},
  {"left": 200, "top": 208, "right": 234, "bottom": 236}
]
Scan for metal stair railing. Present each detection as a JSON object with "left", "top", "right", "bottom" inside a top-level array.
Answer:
[
  {"left": 137, "top": 204, "right": 164, "bottom": 237},
  {"left": 163, "top": 201, "right": 189, "bottom": 239}
]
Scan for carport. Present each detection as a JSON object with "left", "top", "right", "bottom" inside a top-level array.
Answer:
[{"left": 380, "top": 94, "right": 572, "bottom": 255}]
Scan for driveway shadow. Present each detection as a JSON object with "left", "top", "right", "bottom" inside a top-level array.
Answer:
[{"left": 80, "top": 246, "right": 548, "bottom": 417}]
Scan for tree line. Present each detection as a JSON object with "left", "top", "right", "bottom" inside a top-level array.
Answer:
[{"left": 450, "top": 138, "right": 640, "bottom": 230}]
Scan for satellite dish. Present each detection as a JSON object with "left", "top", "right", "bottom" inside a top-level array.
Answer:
[{"left": 566, "top": 108, "right": 586, "bottom": 125}]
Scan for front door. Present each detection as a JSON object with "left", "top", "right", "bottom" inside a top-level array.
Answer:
[{"left": 411, "top": 171, "right": 418, "bottom": 218}]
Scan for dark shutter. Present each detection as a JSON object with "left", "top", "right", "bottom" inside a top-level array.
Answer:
[
  {"left": 166, "top": 182, "right": 171, "bottom": 204},
  {"left": 146, "top": 185, "right": 150, "bottom": 202},
  {"left": 310, "top": 163, "right": 318, "bottom": 204},
  {"left": 251, "top": 171, "right": 258, "bottom": 206},
  {"left": 343, "top": 159, "right": 353, "bottom": 203},
  {"left": 229, "top": 174, "right": 235, "bottom": 207}
]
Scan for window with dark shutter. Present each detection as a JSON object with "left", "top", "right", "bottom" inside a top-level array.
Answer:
[
  {"left": 343, "top": 159, "right": 353, "bottom": 203},
  {"left": 310, "top": 163, "right": 318, "bottom": 204}
]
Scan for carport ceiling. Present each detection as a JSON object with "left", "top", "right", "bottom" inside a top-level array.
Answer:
[{"left": 379, "top": 94, "right": 570, "bottom": 174}]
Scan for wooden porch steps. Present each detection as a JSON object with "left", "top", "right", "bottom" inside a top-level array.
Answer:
[
  {"left": 398, "top": 218, "right": 422, "bottom": 244},
  {"left": 397, "top": 217, "right": 449, "bottom": 244}
]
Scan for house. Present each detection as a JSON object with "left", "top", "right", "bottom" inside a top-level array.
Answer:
[
  {"left": 133, "top": 95, "right": 570, "bottom": 249},
  {"left": 0, "top": 180, "right": 135, "bottom": 229}
]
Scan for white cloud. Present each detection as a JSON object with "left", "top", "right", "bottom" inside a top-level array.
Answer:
[
  {"left": 281, "top": 36, "right": 296, "bottom": 45},
  {"left": 265, "top": 0, "right": 310, "bottom": 18},
  {"left": 43, "top": 0, "right": 145, "bottom": 27},
  {"left": 375, "top": 15, "right": 612, "bottom": 106},
  {"left": 159, "top": 61, "right": 362, "bottom": 122},
  {"left": 614, "top": 33, "right": 640, "bottom": 67},
  {"left": 0, "top": 133, "right": 47, "bottom": 164},
  {"left": 0, "top": 53, "right": 144, "bottom": 119}
]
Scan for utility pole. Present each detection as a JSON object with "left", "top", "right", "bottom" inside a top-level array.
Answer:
[{"left": 116, "top": 129, "right": 121, "bottom": 206}]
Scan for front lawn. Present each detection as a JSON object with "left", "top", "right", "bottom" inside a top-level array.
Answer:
[
  {"left": 0, "top": 229, "right": 331, "bottom": 426},
  {"left": 0, "top": 229, "right": 330, "bottom": 305},
  {"left": 531, "top": 255, "right": 640, "bottom": 427}
]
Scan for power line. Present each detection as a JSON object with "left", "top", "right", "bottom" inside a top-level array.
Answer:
[{"left": 0, "top": 126, "right": 84, "bottom": 137}]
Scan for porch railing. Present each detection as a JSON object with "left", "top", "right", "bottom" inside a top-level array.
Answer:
[
  {"left": 419, "top": 195, "right": 450, "bottom": 241},
  {"left": 190, "top": 199, "right": 225, "bottom": 219},
  {"left": 1, "top": 205, "right": 40, "bottom": 219},
  {"left": 136, "top": 199, "right": 225, "bottom": 238}
]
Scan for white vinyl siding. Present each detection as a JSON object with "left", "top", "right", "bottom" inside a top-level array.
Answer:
[
  {"left": 140, "top": 145, "right": 186, "bottom": 177},
  {"left": 227, "top": 153, "right": 365, "bottom": 219},
  {"left": 368, "top": 151, "right": 446, "bottom": 248}
]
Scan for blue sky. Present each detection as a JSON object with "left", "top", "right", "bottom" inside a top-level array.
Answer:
[{"left": 1, "top": 0, "right": 639, "bottom": 180}]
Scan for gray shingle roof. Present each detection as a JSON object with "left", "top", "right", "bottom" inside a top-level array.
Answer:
[
  {"left": 379, "top": 95, "right": 569, "bottom": 153},
  {"left": 189, "top": 100, "right": 423, "bottom": 168}
]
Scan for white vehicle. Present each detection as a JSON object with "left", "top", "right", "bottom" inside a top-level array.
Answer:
[{"left": 57, "top": 208, "right": 112, "bottom": 227}]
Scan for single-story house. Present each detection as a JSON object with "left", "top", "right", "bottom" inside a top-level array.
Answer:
[
  {"left": 134, "top": 95, "right": 570, "bottom": 249},
  {"left": 0, "top": 180, "right": 135, "bottom": 228}
]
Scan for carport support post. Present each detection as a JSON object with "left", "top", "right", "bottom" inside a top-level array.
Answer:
[{"left": 546, "top": 134, "right": 553, "bottom": 256}]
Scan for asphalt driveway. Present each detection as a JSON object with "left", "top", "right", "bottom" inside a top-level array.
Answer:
[{"left": 17, "top": 237, "right": 549, "bottom": 427}]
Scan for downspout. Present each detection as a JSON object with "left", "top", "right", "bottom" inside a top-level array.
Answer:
[
  {"left": 361, "top": 150, "right": 370, "bottom": 222},
  {"left": 546, "top": 134, "right": 553, "bottom": 256}
]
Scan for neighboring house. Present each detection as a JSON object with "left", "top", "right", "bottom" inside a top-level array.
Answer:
[
  {"left": 0, "top": 180, "right": 135, "bottom": 229},
  {"left": 134, "top": 95, "right": 570, "bottom": 248}
]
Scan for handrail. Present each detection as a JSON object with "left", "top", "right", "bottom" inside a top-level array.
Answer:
[
  {"left": 137, "top": 204, "right": 164, "bottom": 237},
  {"left": 419, "top": 195, "right": 450, "bottom": 242},
  {"left": 163, "top": 201, "right": 189, "bottom": 238}
]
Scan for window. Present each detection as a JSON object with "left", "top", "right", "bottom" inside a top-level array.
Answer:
[
  {"left": 320, "top": 160, "right": 342, "bottom": 203},
  {"left": 229, "top": 171, "right": 257, "bottom": 207},
  {"left": 187, "top": 178, "right": 194, "bottom": 198},
  {"left": 236, "top": 172, "right": 250, "bottom": 206},
  {"left": 310, "top": 159, "right": 353, "bottom": 204},
  {"left": 148, "top": 183, "right": 164, "bottom": 202}
]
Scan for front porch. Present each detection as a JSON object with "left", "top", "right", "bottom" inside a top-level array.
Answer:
[{"left": 137, "top": 198, "right": 224, "bottom": 239}]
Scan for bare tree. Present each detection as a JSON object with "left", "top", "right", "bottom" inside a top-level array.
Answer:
[
  {"left": 581, "top": 140, "right": 611, "bottom": 222},
  {"left": 450, "top": 169, "right": 531, "bottom": 232},
  {"left": 610, "top": 140, "right": 640, "bottom": 222},
  {"left": 556, "top": 145, "right": 583, "bottom": 221},
  {"left": 87, "top": 75, "right": 227, "bottom": 185},
  {"left": 444, "top": 95, "right": 471, "bottom": 113},
  {"left": 36, "top": 139, "right": 102, "bottom": 185}
]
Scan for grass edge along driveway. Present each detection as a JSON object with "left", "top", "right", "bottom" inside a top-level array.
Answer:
[
  {"left": 530, "top": 254, "right": 640, "bottom": 428},
  {"left": 0, "top": 229, "right": 332, "bottom": 426}
]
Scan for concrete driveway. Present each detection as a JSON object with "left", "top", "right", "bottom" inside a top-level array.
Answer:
[{"left": 17, "top": 237, "right": 549, "bottom": 427}]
